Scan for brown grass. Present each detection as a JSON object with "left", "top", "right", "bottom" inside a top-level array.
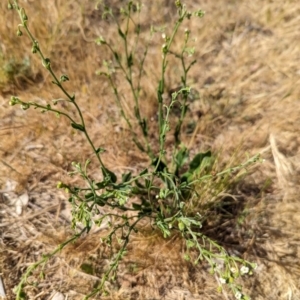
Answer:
[{"left": 1, "top": 0, "right": 300, "bottom": 299}]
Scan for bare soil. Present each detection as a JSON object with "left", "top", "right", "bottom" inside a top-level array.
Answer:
[{"left": 1, "top": 1, "right": 300, "bottom": 299}]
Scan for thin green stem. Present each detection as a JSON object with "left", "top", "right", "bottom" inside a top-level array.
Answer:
[
  {"left": 104, "top": 22, "right": 154, "bottom": 158},
  {"left": 157, "top": 10, "right": 187, "bottom": 169},
  {"left": 187, "top": 153, "right": 261, "bottom": 186},
  {"left": 13, "top": 1, "right": 107, "bottom": 171},
  {"left": 15, "top": 228, "right": 87, "bottom": 300},
  {"left": 83, "top": 217, "right": 143, "bottom": 299}
]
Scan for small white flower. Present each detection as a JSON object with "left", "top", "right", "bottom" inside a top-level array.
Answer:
[
  {"left": 240, "top": 266, "right": 249, "bottom": 274},
  {"left": 235, "top": 291, "right": 242, "bottom": 299},
  {"left": 162, "top": 33, "right": 166, "bottom": 39},
  {"left": 184, "top": 28, "right": 190, "bottom": 35},
  {"left": 230, "top": 267, "right": 237, "bottom": 274},
  {"left": 219, "top": 277, "right": 226, "bottom": 284}
]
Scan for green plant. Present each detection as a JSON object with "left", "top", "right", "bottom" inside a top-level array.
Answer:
[{"left": 8, "top": 1, "right": 260, "bottom": 299}]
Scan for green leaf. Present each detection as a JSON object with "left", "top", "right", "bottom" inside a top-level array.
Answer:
[
  {"left": 189, "top": 150, "right": 211, "bottom": 172},
  {"left": 180, "top": 171, "right": 192, "bottom": 183},
  {"left": 127, "top": 52, "right": 133, "bottom": 67},
  {"left": 152, "top": 157, "right": 167, "bottom": 172},
  {"left": 156, "top": 220, "right": 171, "bottom": 238},
  {"left": 175, "top": 146, "right": 189, "bottom": 171},
  {"left": 118, "top": 28, "right": 126, "bottom": 39},
  {"left": 144, "top": 179, "right": 151, "bottom": 189},
  {"left": 131, "top": 186, "right": 141, "bottom": 194},
  {"left": 95, "top": 197, "right": 106, "bottom": 206},
  {"left": 95, "top": 181, "right": 108, "bottom": 189},
  {"left": 96, "top": 147, "right": 106, "bottom": 154},
  {"left": 135, "top": 180, "right": 145, "bottom": 189},
  {"left": 71, "top": 123, "right": 85, "bottom": 132},
  {"left": 135, "top": 23, "right": 141, "bottom": 34},
  {"left": 158, "top": 80, "right": 163, "bottom": 101},
  {"left": 178, "top": 221, "right": 185, "bottom": 231},
  {"left": 122, "top": 172, "right": 132, "bottom": 183},
  {"left": 139, "top": 168, "right": 148, "bottom": 176},
  {"left": 114, "top": 51, "right": 119, "bottom": 62},
  {"left": 141, "top": 207, "right": 152, "bottom": 214},
  {"left": 186, "top": 240, "right": 195, "bottom": 248},
  {"left": 111, "top": 182, "right": 129, "bottom": 191},
  {"left": 98, "top": 191, "right": 114, "bottom": 201},
  {"left": 141, "top": 118, "right": 148, "bottom": 136},
  {"left": 101, "top": 167, "right": 117, "bottom": 183},
  {"left": 133, "top": 137, "right": 145, "bottom": 152},
  {"left": 132, "top": 203, "right": 142, "bottom": 210},
  {"left": 84, "top": 192, "right": 94, "bottom": 200},
  {"left": 134, "top": 106, "right": 140, "bottom": 119},
  {"left": 140, "top": 197, "right": 150, "bottom": 207}
]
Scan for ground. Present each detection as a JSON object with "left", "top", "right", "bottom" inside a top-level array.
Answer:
[{"left": 1, "top": 0, "right": 300, "bottom": 299}]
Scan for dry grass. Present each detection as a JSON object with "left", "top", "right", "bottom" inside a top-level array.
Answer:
[{"left": 1, "top": 0, "right": 300, "bottom": 299}]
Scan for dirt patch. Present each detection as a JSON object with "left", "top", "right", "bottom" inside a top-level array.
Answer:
[{"left": 1, "top": 0, "right": 300, "bottom": 299}]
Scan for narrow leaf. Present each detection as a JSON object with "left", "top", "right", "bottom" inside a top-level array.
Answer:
[
  {"left": 189, "top": 150, "right": 211, "bottom": 172},
  {"left": 118, "top": 28, "right": 126, "bottom": 39},
  {"left": 71, "top": 123, "right": 85, "bottom": 132},
  {"left": 101, "top": 167, "right": 117, "bottom": 183},
  {"left": 122, "top": 172, "right": 132, "bottom": 183},
  {"left": 139, "top": 168, "right": 148, "bottom": 176}
]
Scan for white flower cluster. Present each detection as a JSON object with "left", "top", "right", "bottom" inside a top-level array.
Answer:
[
  {"left": 240, "top": 266, "right": 249, "bottom": 275},
  {"left": 219, "top": 277, "right": 226, "bottom": 284},
  {"left": 235, "top": 291, "right": 242, "bottom": 299}
]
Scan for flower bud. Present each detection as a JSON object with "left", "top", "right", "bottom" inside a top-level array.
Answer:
[
  {"left": 42, "top": 58, "right": 51, "bottom": 69},
  {"left": 194, "top": 10, "right": 205, "bottom": 18},
  {"left": 9, "top": 96, "right": 18, "bottom": 106},
  {"left": 21, "top": 103, "right": 30, "bottom": 110},
  {"left": 31, "top": 45, "right": 38, "bottom": 54},
  {"left": 162, "top": 43, "right": 168, "bottom": 54},
  {"left": 60, "top": 74, "right": 69, "bottom": 82},
  {"left": 21, "top": 8, "right": 28, "bottom": 21},
  {"left": 17, "top": 28, "right": 23, "bottom": 36},
  {"left": 175, "top": 0, "right": 182, "bottom": 8},
  {"left": 240, "top": 265, "right": 249, "bottom": 274},
  {"left": 57, "top": 182, "right": 63, "bottom": 189},
  {"left": 95, "top": 36, "right": 106, "bottom": 45}
]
